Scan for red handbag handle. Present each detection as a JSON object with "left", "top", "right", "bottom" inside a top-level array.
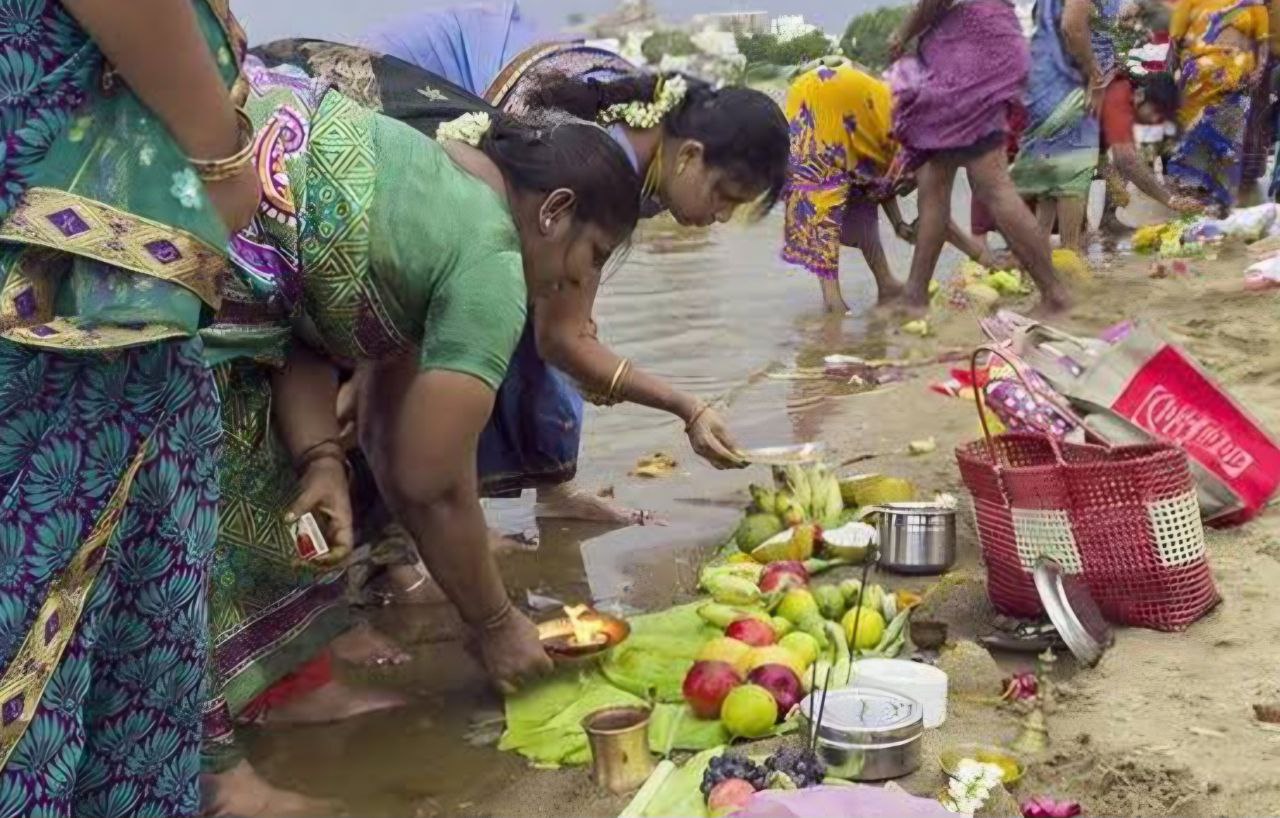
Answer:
[{"left": 970, "top": 344, "right": 1070, "bottom": 467}]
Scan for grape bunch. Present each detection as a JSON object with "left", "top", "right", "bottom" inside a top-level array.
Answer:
[
  {"left": 764, "top": 746, "right": 826, "bottom": 789},
  {"left": 701, "top": 752, "right": 767, "bottom": 796}
]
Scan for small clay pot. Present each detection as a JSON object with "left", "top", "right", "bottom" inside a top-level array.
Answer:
[{"left": 911, "top": 619, "right": 949, "bottom": 651}]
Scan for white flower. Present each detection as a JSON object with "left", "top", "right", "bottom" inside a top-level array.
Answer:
[
  {"left": 943, "top": 760, "right": 1004, "bottom": 815},
  {"left": 598, "top": 73, "right": 689, "bottom": 130},
  {"left": 139, "top": 143, "right": 156, "bottom": 167},
  {"left": 436, "top": 112, "right": 492, "bottom": 147},
  {"left": 170, "top": 168, "right": 202, "bottom": 209}
]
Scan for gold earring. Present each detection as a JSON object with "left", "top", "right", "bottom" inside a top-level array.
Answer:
[{"left": 677, "top": 159, "right": 688, "bottom": 175}]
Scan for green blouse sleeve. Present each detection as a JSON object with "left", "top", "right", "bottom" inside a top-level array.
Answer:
[{"left": 418, "top": 247, "right": 527, "bottom": 390}]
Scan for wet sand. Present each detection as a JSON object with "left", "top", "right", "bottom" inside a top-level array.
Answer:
[{"left": 244, "top": 197, "right": 1280, "bottom": 817}]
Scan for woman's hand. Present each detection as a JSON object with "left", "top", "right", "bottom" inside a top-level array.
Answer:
[
  {"left": 477, "top": 607, "right": 555, "bottom": 695},
  {"left": 686, "top": 405, "right": 747, "bottom": 469},
  {"left": 205, "top": 162, "right": 261, "bottom": 234},
  {"left": 286, "top": 457, "right": 354, "bottom": 568}
]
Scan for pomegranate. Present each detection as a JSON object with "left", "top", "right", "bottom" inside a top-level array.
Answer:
[
  {"left": 682, "top": 660, "right": 743, "bottom": 719},
  {"left": 746, "top": 664, "right": 804, "bottom": 722},
  {"left": 759, "top": 561, "right": 809, "bottom": 593},
  {"left": 725, "top": 618, "right": 776, "bottom": 647}
]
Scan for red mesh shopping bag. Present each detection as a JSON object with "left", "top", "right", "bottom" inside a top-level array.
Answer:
[{"left": 956, "top": 348, "right": 1220, "bottom": 631}]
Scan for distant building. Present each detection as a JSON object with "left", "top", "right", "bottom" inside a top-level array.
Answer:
[
  {"left": 770, "top": 14, "right": 817, "bottom": 42},
  {"left": 590, "top": 0, "right": 661, "bottom": 38},
  {"left": 689, "top": 10, "right": 769, "bottom": 34}
]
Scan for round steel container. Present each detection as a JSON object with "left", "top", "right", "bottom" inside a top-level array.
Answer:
[
  {"left": 875, "top": 503, "right": 957, "bottom": 575},
  {"left": 799, "top": 687, "right": 924, "bottom": 781}
]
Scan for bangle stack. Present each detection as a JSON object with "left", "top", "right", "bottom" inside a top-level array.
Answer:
[
  {"left": 470, "top": 598, "right": 515, "bottom": 632},
  {"left": 188, "top": 107, "right": 255, "bottom": 182},
  {"left": 584, "top": 358, "right": 632, "bottom": 406}
]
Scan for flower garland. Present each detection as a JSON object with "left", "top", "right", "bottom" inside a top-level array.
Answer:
[
  {"left": 598, "top": 74, "right": 688, "bottom": 130},
  {"left": 942, "top": 759, "right": 1005, "bottom": 815},
  {"left": 436, "top": 112, "right": 492, "bottom": 147}
]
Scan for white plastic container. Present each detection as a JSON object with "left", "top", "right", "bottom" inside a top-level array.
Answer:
[{"left": 850, "top": 658, "right": 948, "bottom": 728}]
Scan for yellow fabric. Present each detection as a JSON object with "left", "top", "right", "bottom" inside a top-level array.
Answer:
[
  {"left": 784, "top": 63, "right": 897, "bottom": 178},
  {"left": 1171, "top": 0, "right": 1269, "bottom": 127},
  {"left": 781, "top": 64, "right": 900, "bottom": 278}
]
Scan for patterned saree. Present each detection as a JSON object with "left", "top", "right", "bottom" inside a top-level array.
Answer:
[{"left": 0, "top": 1, "right": 242, "bottom": 815}]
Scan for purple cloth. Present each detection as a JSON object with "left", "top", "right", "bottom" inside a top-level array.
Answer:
[
  {"left": 732, "top": 785, "right": 956, "bottom": 818},
  {"left": 362, "top": 1, "right": 544, "bottom": 95},
  {"left": 889, "top": 0, "right": 1030, "bottom": 168}
]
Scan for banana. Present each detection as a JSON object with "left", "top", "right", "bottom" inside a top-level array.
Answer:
[
  {"left": 749, "top": 483, "right": 778, "bottom": 514},
  {"left": 697, "top": 603, "right": 772, "bottom": 629},
  {"left": 785, "top": 464, "right": 813, "bottom": 517},
  {"left": 779, "top": 497, "right": 807, "bottom": 528},
  {"left": 774, "top": 490, "right": 795, "bottom": 518},
  {"left": 698, "top": 562, "right": 765, "bottom": 591},
  {"left": 703, "top": 574, "right": 764, "bottom": 606}
]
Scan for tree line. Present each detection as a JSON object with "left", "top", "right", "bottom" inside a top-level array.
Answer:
[{"left": 636, "top": 4, "right": 912, "bottom": 73}]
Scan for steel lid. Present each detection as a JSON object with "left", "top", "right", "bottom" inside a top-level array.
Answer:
[
  {"left": 1033, "top": 558, "right": 1113, "bottom": 667},
  {"left": 799, "top": 687, "right": 924, "bottom": 747}
]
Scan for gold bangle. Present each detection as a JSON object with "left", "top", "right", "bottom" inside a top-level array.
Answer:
[
  {"left": 606, "top": 358, "right": 631, "bottom": 404},
  {"left": 189, "top": 107, "right": 255, "bottom": 182},
  {"left": 471, "top": 598, "right": 514, "bottom": 632},
  {"left": 684, "top": 401, "right": 710, "bottom": 432}
]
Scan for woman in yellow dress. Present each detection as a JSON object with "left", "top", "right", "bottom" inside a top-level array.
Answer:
[
  {"left": 781, "top": 60, "right": 994, "bottom": 313},
  {"left": 1167, "top": 0, "right": 1269, "bottom": 210}
]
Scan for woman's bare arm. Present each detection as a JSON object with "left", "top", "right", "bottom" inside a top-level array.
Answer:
[
  {"left": 532, "top": 285, "right": 701, "bottom": 423},
  {"left": 61, "top": 0, "right": 241, "bottom": 159}
]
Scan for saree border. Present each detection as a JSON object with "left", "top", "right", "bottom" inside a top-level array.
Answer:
[
  {"left": 483, "top": 42, "right": 575, "bottom": 107},
  {"left": 0, "top": 187, "right": 227, "bottom": 311},
  {"left": 0, "top": 430, "right": 155, "bottom": 771}
]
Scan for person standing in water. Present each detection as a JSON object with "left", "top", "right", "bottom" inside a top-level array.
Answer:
[
  {"left": 1009, "top": 0, "right": 1109, "bottom": 254},
  {"left": 780, "top": 59, "right": 1001, "bottom": 313},
  {"left": 888, "top": 0, "right": 1072, "bottom": 315}
]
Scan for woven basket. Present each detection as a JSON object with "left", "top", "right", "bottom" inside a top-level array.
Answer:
[{"left": 956, "top": 348, "right": 1219, "bottom": 631}]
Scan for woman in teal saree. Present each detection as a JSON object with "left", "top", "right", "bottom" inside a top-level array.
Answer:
[{"left": 0, "top": 0, "right": 257, "bottom": 815}]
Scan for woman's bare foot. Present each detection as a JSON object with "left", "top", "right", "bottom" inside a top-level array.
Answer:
[
  {"left": 201, "top": 760, "right": 334, "bottom": 818},
  {"left": 330, "top": 620, "right": 410, "bottom": 667},
  {"left": 262, "top": 680, "right": 407, "bottom": 726},
  {"left": 535, "top": 483, "right": 655, "bottom": 525},
  {"left": 819, "top": 278, "right": 851, "bottom": 314},
  {"left": 875, "top": 281, "right": 905, "bottom": 305},
  {"left": 1028, "top": 293, "right": 1072, "bottom": 319}
]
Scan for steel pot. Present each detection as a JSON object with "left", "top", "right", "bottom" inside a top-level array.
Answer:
[
  {"left": 872, "top": 503, "right": 956, "bottom": 575},
  {"left": 799, "top": 688, "right": 924, "bottom": 781}
]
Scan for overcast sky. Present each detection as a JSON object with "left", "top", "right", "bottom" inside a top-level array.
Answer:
[{"left": 231, "top": 0, "right": 909, "bottom": 46}]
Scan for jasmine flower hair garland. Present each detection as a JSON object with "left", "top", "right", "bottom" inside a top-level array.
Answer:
[{"left": 598, "top": 74, "right": 688, "bottom": 130}]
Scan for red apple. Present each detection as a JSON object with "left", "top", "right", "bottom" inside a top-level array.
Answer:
[
  {"left": 682, "top": 660, "right": 743, "bottom": 719},
  {"left": 746, "top": 664, "right": 804, "bottom": 722},
  {"left": 759, "top": 561, "right": 809, "bottom": 593},
  {"left": 724, "top": 618, "right": 776, "bottom": 647},
  {"left": 708, "top": 778, "right": 757, "bottom": 813}
]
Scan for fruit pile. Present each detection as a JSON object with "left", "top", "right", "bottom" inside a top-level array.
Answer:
[
  {"left": 701, "top": 748, "right": 826, "bottom": 817},
  {"left": 685, "top": 560, "right": 918, "bottom": 735},
  {"left": 732, "top": 464, "right": 915, "bottom": 565}
]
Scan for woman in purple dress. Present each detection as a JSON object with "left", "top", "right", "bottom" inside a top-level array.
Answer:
[{"left": 888, "top": 0, "right": 1072, "bottom": 315}]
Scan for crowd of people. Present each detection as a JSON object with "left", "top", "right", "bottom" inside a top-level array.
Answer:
[
  {"left": 785, "top": 0, "right": 1279, "bottom": 313},
  {"left": 0, "top": 0, "right": 1274, "bottom": 815}
]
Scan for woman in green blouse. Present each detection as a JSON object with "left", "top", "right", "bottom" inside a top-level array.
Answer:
[{"left": 199, "top": 57, "right": 641, "bottom": 814}]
